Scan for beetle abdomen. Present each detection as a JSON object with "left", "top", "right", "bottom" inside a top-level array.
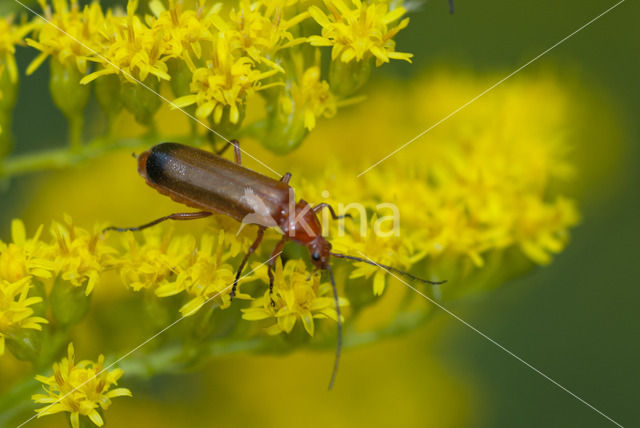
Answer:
[{"left": 138, "top": 143, "right": 291, "bottom": 223}]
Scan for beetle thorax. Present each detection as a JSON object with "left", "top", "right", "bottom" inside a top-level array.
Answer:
[{"left": 278, "top": 200, "right": 323, "bottom": 244}]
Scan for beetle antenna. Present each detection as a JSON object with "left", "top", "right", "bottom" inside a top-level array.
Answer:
[
  {"left": 131, "top": 152, "right": 137, "bottom": 159},
  {"left": 330, "top": 252, "right": 447, "bottom": 285},
  {"left": 327, "top": 264, "right": 342, "bottom": 390}
]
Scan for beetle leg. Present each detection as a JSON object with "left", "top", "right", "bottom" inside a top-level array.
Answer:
[
  {"left": 214, "top": 139, "right": 242, "bottom": 165},
  {"left": 267, "top": 237, "right": 288, "bottom": 307},
  {"left": 230, "top": 227, "right": 265, "bottom": 301},
  {"left": 313, "top": 203, "right": 352, "bottom": 220},
  {"left": 103, "top": 211, "right": 212, "bottom": 233},
  {"left": 280, "top": 172, "right": 291, "bottom": 184}
]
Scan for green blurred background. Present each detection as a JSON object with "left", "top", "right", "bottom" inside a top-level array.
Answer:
[{"left": 2, "top": 0, "right": 639, "bottom": 427}]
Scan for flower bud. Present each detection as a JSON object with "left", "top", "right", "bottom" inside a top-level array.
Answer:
[
  {"left": 167, "top": 58, "right": 193, "bottom": 98},
  {"left": 94, "top": 73, "right": 122, "bottom": 129},
  {"left": 5, "top": 328, "right": 42, "bottom": 363},
  {"left": 49, "top": 58, "right": 90, "bottom": 121},
  {"left": 258, "top": 87, "right": 311, "bottom": 154},
  {"left": 329, "top": 58, "right": 371, "bottom": 97},
  {"left": 260, "top": 107, "right": 309, "bottom": 154},
  {"left": 50, "top": 276, "right": 91, "bottom": 325},
  {"left": 120, "top": 77, "right": 162, "bottom": 126}
]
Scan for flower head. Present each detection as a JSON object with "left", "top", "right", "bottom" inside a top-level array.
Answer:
[
  {"left": 242, "top": 259, "right": 348, "bottom": 336},
  {"left": 211, "top": 0, "right": 309, "bottom": 70},
  {"left": 0, "top": 219, "right": 54, "bottom": 283},
  {"left": 173, "top": 37, "right": 281, "bottom": 124},
  {"left": 286, "top": 65, "right": 337, "bottom": 130},
  {"left": 0, "top": 277, "right": 48, "bottom": 356},
  {"left": 0, "top": 16, "right": 33, "bottom": 82},
  {"left": 80, "top": 0, "right": 171, "bottom": 85},
  {"left": 26, "top": 0, "right": 106, "bottom": 75},
  {"left": 154, "top": 231, "right": 253, "bottom": 316},
  {"left": 308, "top": 0, "right": 412, "bottom": 65},
  {"left": 118, "top": 227, "right": 195, "bottom": 293},
  {"left": 48, "top": 215, "right": 116, "bottom": 295},
  {"left": 148, "top": 0, "right": 216, "bottom": 70},
  {"left": 32, "top": 343, "right": 131, "bottom": 428}
]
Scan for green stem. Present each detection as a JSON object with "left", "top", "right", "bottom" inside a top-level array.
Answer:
[
  {"left": 69, "top": 115, "right": 84, "bottom": 151},
  {"left": 0, "top": 377, "right": 39, "bottom": 427},
  {"left": 0, "top": 134, "right": 197, "bottom": 179}
]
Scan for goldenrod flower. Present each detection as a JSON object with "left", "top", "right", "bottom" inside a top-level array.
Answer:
[
  {"left": 0, "top": 277, "right": 48, "bottom": 356},
  {"left": 242, "top": 259, "right": 348, "bottom": 336},
  {"left": 308, "top": 0, "right": 412, "bottom": 65},
  {"left": 118, "top": 227, "right": 195, "bottom": 292},
  {"left": 211, "top": 0, "right": 309, "bottom": 71},
  {"left": 331, "top": 215, "right": 425, "bottom": 295},
  {"left": 0, "top": 16, "right": 32, "bottom": 82},
  {"left": 286, "top": 65, "right": 337, "bottom": 130},
  {"left": 49, "top": 215, "right": 116, "bottom": 295},
  {"left": 515, "top": 196, "right": 579, "bottom": 265},
  {"left": 157, "top": 231, "right": 252, "bottom": 316},
  {"left": 148, "top": 0, "right": 217, "bottom": 71},
  {"left": 173, "top": 37, "right": 281, "bottom": 124},
  {"left": 32, "top": 343, "right": 131, "bottom": 428},
  {"left": 80, "top": 0, "right": 171, "bottom": 85},
  {"left": 26, "top": 0, "right": 106, "bottom": 75},
  {"left": 0, "top": 219, "right": 54, "bottom": 283}
]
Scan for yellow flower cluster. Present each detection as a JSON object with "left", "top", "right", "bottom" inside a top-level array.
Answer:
[
  {"left": 0, "top": 220, "right": 52, "bottom": 355},
  {"left": 33, "top": 343, "right": 131, "bottom": 428},
  {"left": 309, "top": 0, "right": 412, "bottom": 65},
  {"left": 242, "top": 259, "right": 348, "bottom": 335},
  {"left": 0, "top": 277, "right": 48, "bottom": 356},
  {"left": 0, "top": 217, "right": 113, "bottom": 356},
  {"left": 13, "top": 0, "right": 412, "bottom": 151},
  {"left": 0, "top": 213, "right": 350, "bottom": 350},
  {"left": 26, "top": 0, "right": 105, "bottom": 75},
  {"left": 282, "top": 71, "right": 581, "bottom": 294},
  {"left": 119, "top": 227, "right": 253, "bottom": 316},
  {"left": 0, "top": 68, "right": 582, "bottom": 362}
]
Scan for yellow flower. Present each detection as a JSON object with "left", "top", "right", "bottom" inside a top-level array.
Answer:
[
  {"left": 148, "top": 0, "right": 217, "bottom": 71},
  {"left": 173, "top": 37, "right": 281, "bottom": 124},
  {"left": 80, "top": 0, "right": 171, "bottom": 85},
  {"left": 242, "top": 259, "right": 348, "bottom": 336},
  {"left": 117, "top": 227, "right": 195, "bottom": 292},
  {"left": 0, "top": 277, "right": 48, "bottom": 356},
  {"left": 26, "top": 0, "right": 106, "bottom": 75},
  {"left": 211, "top": 0, "right": 309, "bottom": 70},
  {"left": 308, "top": 0, "right": 412, "bottom": 65},
  {"left": 32, "top": 343, "right": 131, "bottom": 428},
  {"left": 0, "top": 219, "right": 54, "bottom": 283},
  {"left": 287, "top": 65, "right": 337, "bottom": 130},
  {"left": 331, "top": 215, "right": 426, "bottom": 295},
  {"left": 156, "top": 231, "right": 251, "bottom": 316},
  {"left": 0, "top": 16, "right": 33, "bottom": 82},
  {"left": 49, "top": 215, "right": 116, "bottom": 295},
  {"left": 516, "top": 196, "right": 580, "bottom": 265}
]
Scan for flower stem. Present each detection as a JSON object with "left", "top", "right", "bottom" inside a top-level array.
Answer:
[
  {"left": 0, "top": 134, "right": 197, "bottom": 179},
  {"left": 69, "top": 115, "right": 84, "bottom": 151}
]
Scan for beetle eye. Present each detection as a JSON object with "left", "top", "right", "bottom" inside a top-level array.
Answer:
[{"left": 312, "top": 252, "right": 321, "bottom": 261}]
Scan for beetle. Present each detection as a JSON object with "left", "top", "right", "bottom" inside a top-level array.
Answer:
[{"left": 105, "top": 141, "right": 445, "bottom": 389}]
